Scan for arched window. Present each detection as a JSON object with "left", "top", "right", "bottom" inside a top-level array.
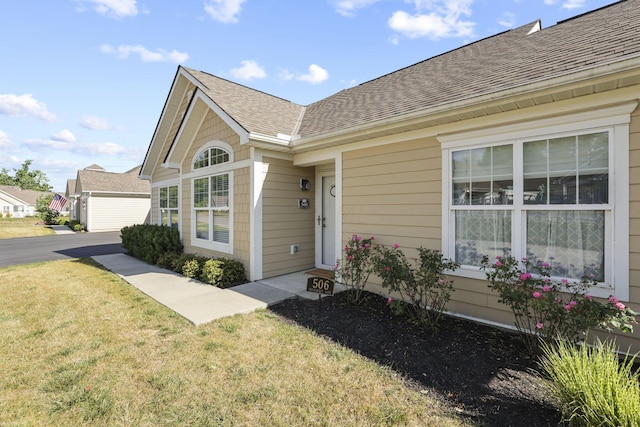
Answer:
[{"left": 193, "top": 147, "right": 230, "bottom": 170}]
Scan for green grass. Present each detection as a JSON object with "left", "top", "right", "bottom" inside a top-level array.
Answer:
[
  {"left": 540, "top": 338, "right": 640, "bottom": 426},
  {"left": 0, "top": 259, "right": 467, "bottom": 426},
  {"left": 0, "top": 216, "right": 56, "bottom": 238}
]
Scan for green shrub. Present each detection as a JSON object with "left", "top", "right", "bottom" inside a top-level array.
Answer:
[
  {"left": 120, "top": 224, "right": 183, "bottom": 265},
  {"left": 156, "top": 251, "right": 181, "bottom": 270},
  {"left": 170, "top": 253, "right": 196, "bottom": 274},
  {"left": 182, "top": 259, "right": 201, "bottom": 278},
  {"left": 371, "top": 244, "right": 459, "bottom": 329},
  {"left": 72, "top": 224, "right": 83, "bottom": 232},
  {"left": 540, "top": 338, "right": 640, "bottom": 426},
  {"left": 201, "top": 258, "right": 246, "bottom": 288}
]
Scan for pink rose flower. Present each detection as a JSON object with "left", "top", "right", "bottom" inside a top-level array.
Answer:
[
  {"left": 542, "top": 262, "right": 550, "bottom": 267},
  {"left": 519, "top": 273, "right": 531, "bottom": 281},
  {"left": 370, "top": 236, "right": 375, "bottom": 240},
  {"left": 543, "top": 285, "right": 551, "bottom": 292},
  {"left": 393, "top": 243, "right": 399, "bottom": 249},
  {"left": 495, "top": 261, "right": 502, "bottom": 267},
  {"left": 387, "top": 297, "right": 392, "bottom": 304},
  {"left": 609, "top": 296, "right": 619, "bottom": 304},
  {"left": 385, "top": 266, "right": 391, "bottom": 272},
  {"left": 583, "top": 294, "right": 592, "bottom": 300},
  {"left": 364, "top": 243, "right": 370, "bottom": 249},
  {"left": 536, "top": 322, "right": 544, "bottom": 330},
  {"left": 569, "top": 300, "right": 577, "bottom": 307},
  {"left": 561, "top": 278, "right": 569, "bottom": 285},
  {"left": 564, "top": 304, "right": 573, "bottom": 310},
  {"left": 347, "top": 255, "right": 353, "bottom": 260},
  {"left": 438, "top": 279, "right": 444, "bottom": 284},
  {"left": 495, "top": 255, "right": 501, "bottom": 259},
  {"left": 615, "top": 302, "right": 626, "bottom": 311},
  {"left": 532, "top": 291, "right": 542, "bottom": 299}
]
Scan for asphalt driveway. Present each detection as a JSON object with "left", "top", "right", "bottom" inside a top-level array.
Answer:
[{"left": 0, "top": 231, "right": 124, "bottom": 268}]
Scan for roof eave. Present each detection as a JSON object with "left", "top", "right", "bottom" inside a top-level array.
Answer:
[{"left": 292, "top": 55, "right": 640, "bottom": 153}]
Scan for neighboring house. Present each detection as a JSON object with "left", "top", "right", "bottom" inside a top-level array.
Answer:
[
  {"left": 71, "top": 164, "right": 151, "bottom": 232},
  {"left": 0, "top": 185, "right": 53, "bottom": 218},
  {"left": 140, "top": 1, "right": 640, "bottom": 350},
  {"left": 65, "top": 178, "right": 78, "bottom": 221}
]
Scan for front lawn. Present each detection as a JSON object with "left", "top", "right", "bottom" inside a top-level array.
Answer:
[
  {"left": 0, "top": 217, "right": 56, "bottom": 239},
  {"left": 0, "top": 259, "right": 465, "bottom": 426}
]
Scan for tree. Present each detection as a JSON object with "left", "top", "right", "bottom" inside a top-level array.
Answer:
[
  {"left": 0, "top": 168, "right": 13, "bottom": 185},
  {"left": 1, "top": 160, "right": 52, "bottom": 191},
  {"left": 36, "top": 194, "right": 60, "bottom": 224}
]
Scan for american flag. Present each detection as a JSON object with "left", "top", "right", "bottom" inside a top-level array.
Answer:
[{"left": 49, "top": 193, "right": 67, "bottom": 212}]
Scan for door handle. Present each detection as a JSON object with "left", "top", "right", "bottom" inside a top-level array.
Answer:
[{"left": 317, "top": 215, "right": 321, "bottom": 225}]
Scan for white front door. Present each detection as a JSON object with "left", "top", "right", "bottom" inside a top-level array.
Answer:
[{"left": 318, "top": 175, "right": 336, "bottom": 268}]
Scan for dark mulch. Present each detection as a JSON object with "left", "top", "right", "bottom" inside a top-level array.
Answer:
[{"left": 268, "top": 290, "right": 561, "bottom": 427}]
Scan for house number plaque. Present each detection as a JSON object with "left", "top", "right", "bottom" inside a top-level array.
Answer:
[{"left": 306, "top": 277, "right": 334, "bottom": 296}]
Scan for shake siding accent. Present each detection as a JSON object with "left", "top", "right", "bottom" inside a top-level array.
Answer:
[
  {"left": 88, "top": 196, "right": 150, "bottom": 232},
  {"left": 151, "top": 83, "right": 194, "bottom": 183},
  {"left": 178, "top": 112, "right": 251, "bottom": 273},
  {"left": 262, "top": 157, "right": 315, "bottom": 278}
]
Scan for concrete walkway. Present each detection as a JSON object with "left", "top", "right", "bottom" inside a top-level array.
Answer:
[
  {"left": 92, "top": 253, "right": 341, "bottom": 326},
  {"left": 50, "top": 224, "right": 75, "bottom": 235}
]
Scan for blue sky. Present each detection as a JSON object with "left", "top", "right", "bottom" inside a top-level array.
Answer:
[{"left": 0, "top": 0, "right": 617, "bottom": 191}]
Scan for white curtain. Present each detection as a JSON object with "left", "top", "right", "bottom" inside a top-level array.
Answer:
[{"left": 526, "top": 210, "right": 604, "bottom": 280}]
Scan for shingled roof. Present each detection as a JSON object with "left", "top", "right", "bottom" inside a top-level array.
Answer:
[
  {"left": 297, "top": 0, "right": 640, "bottom": 138},
  {"left": 181, "top": 67, "right": 304, "bottom": 138},
  {"left": 77, "top": 165, "right": 150, "bottom": 194},
  {"left": 0, "top": 186, "right": 52, "bottom": 205}
]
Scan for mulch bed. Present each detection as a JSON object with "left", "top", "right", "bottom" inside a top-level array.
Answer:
[{"left": 268, "top": 290, "right": 561, "bottom": 426}]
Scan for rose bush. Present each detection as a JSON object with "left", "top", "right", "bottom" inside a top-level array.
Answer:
[
  {"left": 334, "top": 234, "right": 375, "bottom": 304},
  {"left": 372, "top": 244, "right": 459, "bottom": 329},
  {"left": 481, "top": 255, "right": 638, "bottom": 351}
]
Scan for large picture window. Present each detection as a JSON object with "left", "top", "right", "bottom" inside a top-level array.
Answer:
[
  {"left": 442, "top": 104, "right": 633, "bottom": 300},
  {"left": 159, "top": 185, "right": 179, "bottom": 229},
  {"left": 450, "top": 133, "right": 609, "bottom": 281}
]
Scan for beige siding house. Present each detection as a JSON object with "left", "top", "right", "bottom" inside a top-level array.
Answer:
[
  {"left": 141, "top": 1, "right": 640, "bottom": 351},
  {"left": 72, "top": 165, "right": 151, "bottom": 232}
]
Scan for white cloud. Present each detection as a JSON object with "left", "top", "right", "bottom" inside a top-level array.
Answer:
[
  {"left": 562, "top": 0, "right": 585, "bottom": 9},
  {"left": 297, "top": 64, "right": 329, "bottom": 85},
  {"left": 204, "top": 0, "right": 246, "bottom": 23},
  {"left": 39, "top": 158, "right": 81, "bottom": 171},
  {"left": 22, "top": 138, "right": 140, "bottom": 157},
  {"left": 79, "top": 115, "right": 111, "bottom": 130},
  {"left": 100, "top": 44, "right": 188, "bottom": 63},
  {"left": 230, "top": 60, "right": 267, "bottom": 80},
  {"left": 498, "top": 12, "right": 516, "bottom": 28},
  {"left": 51, "top": 129, "right": 77, "bottom": 143},
  {"left": 388, "top": 0, "right": 475, "bottom": 40},
  {"left": 332, "top": 0, "right": 380, "bottom": 17},
  {"left": 0, "top": 94, "right": 56, "bottom": 122},
  {"left": 0, "top": 130, "right": 12, "bottom": 148},
  {"left": 81, "top": 0, "right": 139, "bottom": 18}
]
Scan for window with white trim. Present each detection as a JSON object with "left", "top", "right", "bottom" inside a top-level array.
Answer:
[
  {"left": 159, "top": 185, "right": 179, "bottom": 229},
  {"left": 191, "top": 143, "right": 233, "bottom": 252},
  {"left": 194, "top": 174, "right": 229, "bottom": 244},
  {"left": 451, "top": 132, "right": 608, "bottom": 280},
  {"left": 441, "top": 106, "right": 632, "bottom": 299}
]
